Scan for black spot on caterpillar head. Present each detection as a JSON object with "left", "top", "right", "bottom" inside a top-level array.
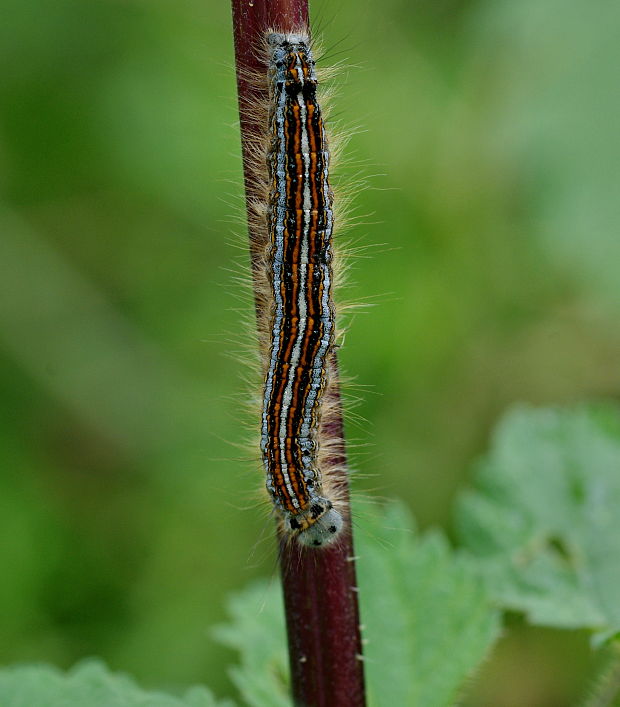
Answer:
[{"left": 310, "top": 504, "right": 324, "bottom": 519}]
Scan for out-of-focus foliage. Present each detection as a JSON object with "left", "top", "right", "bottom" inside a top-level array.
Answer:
[
  {"left": 457, "top": 405, "right": 620, "bottom": 643},
  {"left": 472, "top": 0, "right": 620, "bottom": 312},
  {"left": 6, "top": 405, "right": 620, "bottom": 705},
  {"left": 212, "top": 584, "right": 289, "bottom": 707},
  {"left": 0, "top": 0, "right": 618, "bottom": 704},
  {"left": 213, "top": 501, "right": 500, "bottom": 707},
  {"left": 0, "top": 661, "right": 230, "bottom": 707}
]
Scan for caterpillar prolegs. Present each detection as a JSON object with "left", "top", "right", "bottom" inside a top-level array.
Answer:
[{"left": 259, "top": 32, "right": 344, "bottom": 548}]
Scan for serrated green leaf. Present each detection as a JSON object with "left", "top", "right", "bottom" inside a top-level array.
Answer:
[
  {"left": 212, "top": 584, "right": 290, "bottom": 707},
  {"left": 357, "top": 501, "right": 500, "bottom": 707},
  {"left": 456, "top": 404, "right": 620, "bottom": 642},
  {"left": 214, "top": 502, "right": 500, "bottom": 707},
  {"left": 0, "top": 660, "right": 231, "bottom": 707}
]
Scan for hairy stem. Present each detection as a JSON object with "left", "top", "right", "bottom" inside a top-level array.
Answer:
[{"left": 230, "top": 1, "right": 366, "bottom": 705}]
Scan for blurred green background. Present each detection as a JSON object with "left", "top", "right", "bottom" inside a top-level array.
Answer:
[{"left": 1, "top": 0, "right": 618, "bottom": 704}]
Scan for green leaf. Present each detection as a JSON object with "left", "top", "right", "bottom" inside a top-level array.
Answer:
[
  {"left": 214, "top": 502, "right": 500, "bottom": 707},
  {"left": 212, "top": 583, "right": 290, "bottom": 707},
  {"left": 0, "top": 660, "right": 231, "bottom": 707},
  {"left": 456, "top": 404, "right": 620, "bottom": 642},
  {"left": 358, "top": 502, "right": 500, "bottom": 707}
]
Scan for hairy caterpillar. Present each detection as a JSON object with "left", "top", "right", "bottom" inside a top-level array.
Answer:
[{"left": 255, "top": 31, "right": 345, "bottom": 548}]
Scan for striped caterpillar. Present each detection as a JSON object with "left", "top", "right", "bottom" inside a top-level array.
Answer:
[{"left": 255, "top": 31, "right": 345, "bottom": 548}]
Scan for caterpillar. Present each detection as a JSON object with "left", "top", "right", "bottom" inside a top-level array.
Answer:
[{"left": 256, "top": 31, "right": 345, "bottom": 548}]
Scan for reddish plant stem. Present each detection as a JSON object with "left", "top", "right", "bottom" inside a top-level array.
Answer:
[
  {"left": 230, "top": 2, "right": 366, "bottom": 706},
  {"left": 279, "top": 356, "right": 365, "bottom": 707},
  {"left": 231, "top": 0, "right": 308, "bottom": 275}
]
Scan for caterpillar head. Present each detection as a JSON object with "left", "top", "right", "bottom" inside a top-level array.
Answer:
[{"left": 287, "top": 501, "right": 344, "bottom": 548}]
